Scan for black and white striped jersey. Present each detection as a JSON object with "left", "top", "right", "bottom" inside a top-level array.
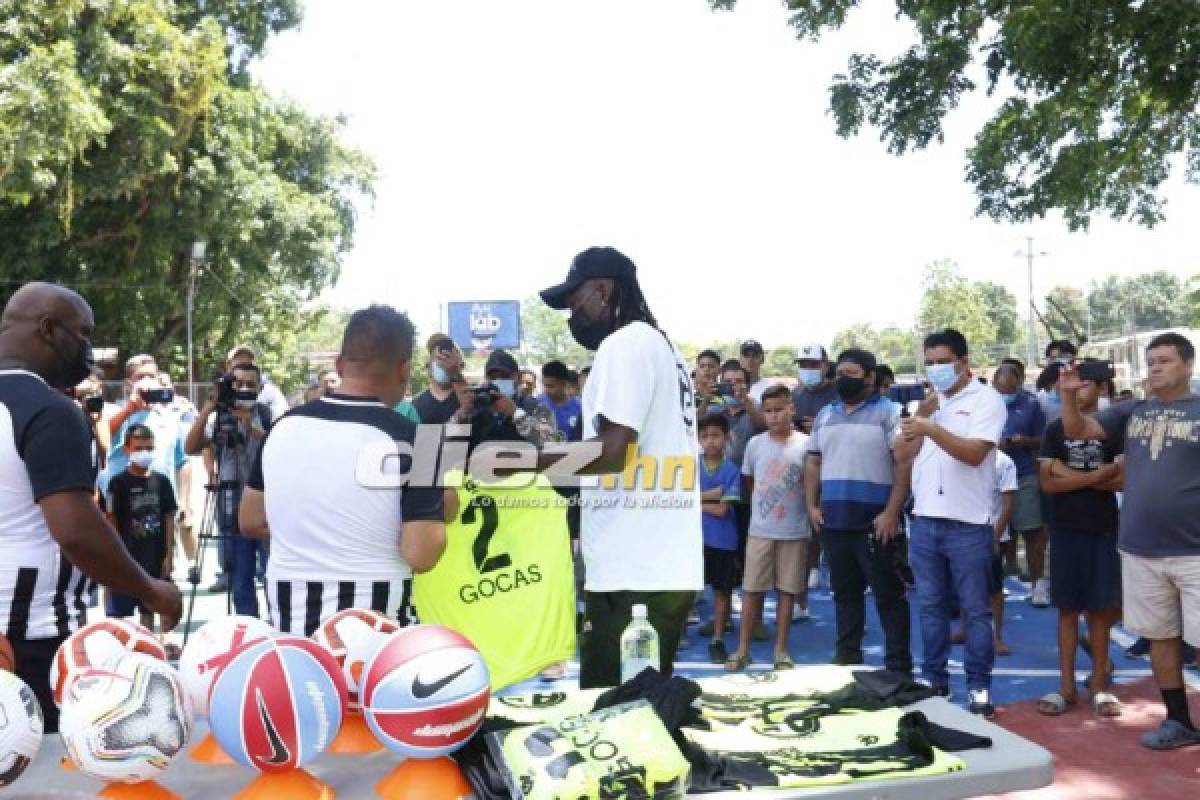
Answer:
[
  {"left": 0, "top": 370, "right": 96, "bottom": 641},
  {"left": 266, "top": 577, "right": 416, "bottom": 637},
  {"left": 247, "top": 392, "right": 443, "bottom": 635}
]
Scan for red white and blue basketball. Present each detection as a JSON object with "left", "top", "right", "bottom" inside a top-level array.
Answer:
[
  {"left": 359, "top": 625, "right": 490, "bottom": 759},
  {"left": 178, "top": 615, "right": 274, "bottom": 718},
  {"left": 207, "top": 636, "right": 347, "bottom": 773},
  {"left": 312, "top": 608, "right": 399, "bottom": 710}
]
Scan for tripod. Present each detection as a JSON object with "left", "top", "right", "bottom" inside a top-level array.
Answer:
[{"left": 180, "top": 414, "right": 268, "bottom": 649}]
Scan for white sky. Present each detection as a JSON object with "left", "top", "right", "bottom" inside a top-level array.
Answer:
[{"left": 252, "top": 0, "right": 1199, "bottom": 350}]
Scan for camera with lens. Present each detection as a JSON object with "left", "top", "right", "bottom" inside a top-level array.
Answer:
[
  {"left": 214, "top": 373, "right": 257, "bottom": 413},
  {"left": 470, "top": 383, "right": 498, "bottom": 415}
]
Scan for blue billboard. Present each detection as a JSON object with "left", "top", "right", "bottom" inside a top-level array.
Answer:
[{"left": 447, "top": 300, "right": 522, "bottom": 353}]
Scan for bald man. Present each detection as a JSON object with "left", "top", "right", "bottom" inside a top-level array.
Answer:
[{"left": 0, "top": 282, "right": 182, "bottom": 731}]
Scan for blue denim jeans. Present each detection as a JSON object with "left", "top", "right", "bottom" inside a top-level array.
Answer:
[
  {"left": 224, "top": 527, "right": 267, "bottom": 618},
  {"left": 909, "top": 516, "right": 995, "bottom": 691}
]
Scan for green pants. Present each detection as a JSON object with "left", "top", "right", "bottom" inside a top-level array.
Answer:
[{"left": 579, "top": 589, "right": 696, "bottom": 689}]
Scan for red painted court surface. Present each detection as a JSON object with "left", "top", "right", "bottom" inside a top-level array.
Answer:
[{"left": 969, "top": 678, "right": 1199, "bottom": 800}]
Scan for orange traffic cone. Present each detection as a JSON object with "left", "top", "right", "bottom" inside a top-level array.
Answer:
[
  {"left": 376, "top": 757, "right": 471, "bottom": 800},
  {"left": 235, "top": 769, "right": 335, "bottom": 800}
]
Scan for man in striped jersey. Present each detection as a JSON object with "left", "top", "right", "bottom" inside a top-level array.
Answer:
[
  {"left": 0, "top": 283, "right": 182, "bottom": 731},
  {"left": 239, "top": 305, "right": 446, "bottom": 636}
]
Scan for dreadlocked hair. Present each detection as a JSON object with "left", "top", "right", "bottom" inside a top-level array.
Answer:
[{"left": 610, "top": 277, "right": 658, "bottom": 330}]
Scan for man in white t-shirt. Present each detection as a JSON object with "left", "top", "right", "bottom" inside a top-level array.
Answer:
[
  {"left": 895, "top": 328, "right": 1007, "bottom": 720},
  {"left": 540, "top": 246, "right": 703, "bottom": 688}
]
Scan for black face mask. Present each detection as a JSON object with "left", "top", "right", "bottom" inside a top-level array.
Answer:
[
  {"left": 568, "top": 307, "right": 615, "bottom": 351},
  {"left": 51, "top": 327, "right": 94, "bottom": 390},
  {"left": 835, "top": 375, "right": 868, "bottom": 403}
]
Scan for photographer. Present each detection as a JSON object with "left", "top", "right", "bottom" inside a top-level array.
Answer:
[
  {"left": 454, "top": 349, "right": 557, "bottom": 450},
  {"left": 185, "top": 363, "right": 271, "bottom": 617},
  {"left": 413, "top": 333, "right": 465, "bottom": 425}
]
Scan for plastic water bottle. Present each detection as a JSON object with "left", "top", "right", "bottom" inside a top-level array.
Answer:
[{"left": 619, "top": 604, "right": 660, "bottom": 683}]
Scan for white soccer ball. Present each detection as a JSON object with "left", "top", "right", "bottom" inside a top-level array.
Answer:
[
  {"left": 178, "top": 615, "right": 274, "bottom": 718},
  {"left": 50, "top": 619, "right": 166, "bottom": 707},
  {"left": 0, "top": 672, "right": 42, "bottom": 788},
  {"left": 312, "top": 609, "right": 399, "bottom": 709},
  {"left": 59, "top": 652, "right": 193, "bottom": 783}
]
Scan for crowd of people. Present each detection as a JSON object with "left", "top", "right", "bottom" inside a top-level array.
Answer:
[{"left": 0, "top": 250, "right": 1197, "bottom": 757}]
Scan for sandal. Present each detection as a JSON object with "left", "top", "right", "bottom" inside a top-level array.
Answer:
[
  {"left": 1091, "top": 691, "right": 1122, "bottom": 718},
  {"left": 724, "top": 652, "right": 751, "bottom": 673},
  {"left": 1036, "top": 691, "right": 1077, "bottom": 716},
  {"left": 1141, "top": 720, "right": 1200, "bottom": 751},
  {"left": 773, "top": 653, "right": 795, "bottom": 671}
]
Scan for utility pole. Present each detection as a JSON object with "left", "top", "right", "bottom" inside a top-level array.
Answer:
[
  {"left": 188, "top": 241, "right": 206, "bottom": 405},
  {"left": 1017, "top": 237, "right": 1048, "bottom": 367}
]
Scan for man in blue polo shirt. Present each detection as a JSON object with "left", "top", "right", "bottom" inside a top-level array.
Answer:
[
  {"left": 993, "top": 363, "right": 1049, "bottom": 605},
  {"left": 805, "top": 348, "right": 912, "bottom": 675},
  {"left": 537, "top": 360, "right": 582, "bottom": 441}
]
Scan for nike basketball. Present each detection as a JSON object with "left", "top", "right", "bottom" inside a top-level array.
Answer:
[
  {"left": 58, "top": 652, "right": 193, "bottom": 783},
  {"left": 360, "top": 624, "right": 490, "bottom": 758},
  {"left": 207, "top": 636, "right": 347, "bottom": 773},
  {"left": 178, "top": 615, "right": 274, "bottom": 718},
  {"left": 49, "top": 619, "right": 166, "bottom": 708}
]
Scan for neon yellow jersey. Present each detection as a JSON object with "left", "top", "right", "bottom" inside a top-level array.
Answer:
[{"left": 413, "top": 469, "right": 576, "bottom": 690}]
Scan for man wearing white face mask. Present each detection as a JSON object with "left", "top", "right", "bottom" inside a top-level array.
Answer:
[{"left": 895, "top": 328, "right": 1007, "bottom": 720}]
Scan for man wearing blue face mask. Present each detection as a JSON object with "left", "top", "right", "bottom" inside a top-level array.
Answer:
[
  {"left": 792, "top": 343, "right": 839, "bottom": 598},
  {"left": 896, "top": 328, "right": 1008, "bottom": 720},
  {"left": 993, "top": 363, "right": 1049, "bottom": 605},
  {"left": 413, "top": 333, "right": 465, "bottom": 426},
  {"left": 451, "top": 347, "right": 559, "bottom": 453}
]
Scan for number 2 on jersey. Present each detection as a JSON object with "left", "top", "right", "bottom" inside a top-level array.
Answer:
[{"left": 461, "top": 495, "right": 512, "bottom": 574}]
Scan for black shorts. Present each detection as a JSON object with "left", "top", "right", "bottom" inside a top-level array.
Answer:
[
  {"left": 1049, "top": 527, "right": 1121, "bottom": 611},
  {"left": 10, "top": 634, "right": 66, "bottom": 733},
  {"left": 704, "top": 546, "right": 739, "bottom": 591}
]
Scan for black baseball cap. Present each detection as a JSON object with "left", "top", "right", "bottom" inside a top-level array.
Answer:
[
  {"left": 740, "top": 339, "right": 765, "bottom": 356},
  {"left": 540, "top": 247, "right": 637, "bottom": 310},
  {"left": 484, "top": 349, "right": 519, "bottom": 375}
]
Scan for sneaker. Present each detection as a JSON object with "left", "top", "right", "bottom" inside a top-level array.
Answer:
[
  {"left": 1031, "top": 579, "right": 1050, "bottom": 608},
  {"left": 917, "top": 680, "right": 951, "bottom": 700},
  {"left": 708, "top": 640, "right": 729, "bottom": 665},
  {"left": 1126, "top": 637, "right": 1151, "bottom": 660},
  {"left": 1140, "top": 720, "right": 1200, "bottom": 751},
  {"left": 791, "top": 605, "right": 810, "bottom": 624},
  {"left": 968, "top": 689, "right": 996, "bottom": 720},
  {"left": 808, "top": 568, "right": 820, "bottom": 591}
]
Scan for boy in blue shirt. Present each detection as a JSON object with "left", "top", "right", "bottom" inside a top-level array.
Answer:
[{"left": 698, "top": 413, "right": 742, "bottom": 664}]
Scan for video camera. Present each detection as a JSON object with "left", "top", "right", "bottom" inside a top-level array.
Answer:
[{"left": 214, "top": 373, "right": 258, "bottom": 413}]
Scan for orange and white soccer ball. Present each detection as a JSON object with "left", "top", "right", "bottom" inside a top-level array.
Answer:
[
  {"left": 312, "top": 609, "right": 400, "bottom": 709},
  {"left": 49, "top": 620, "right": 165, "bottom": 707}
]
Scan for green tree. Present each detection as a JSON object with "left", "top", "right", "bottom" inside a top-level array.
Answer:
[
  {"left": 1044, "top": 286, "right": 1089, "bottom": 343},
  {"left": 830, "top": 324, "right": 918, "bottom": 373},
  {"left": 763, "top": 345, "right": 799, "bottom": 378},
  {"left": 520, "top": 296, "right": 590, "bottom": 369},
  {"left": 918, "top": 260, "right": 997, "bottom": 363},
  {"left": 710, "top": 1, "right": 1200, "bottom": 230},
  {"left": 1190, "top": 275, "right": 1200, "bottom": 327},
  {"left": 1087, "top": 271, "right": 1192, "bottom": 339},
  {"left": 0, "top": 0, "right": 375, "bottom": 388},
  {"left": 975, "top": 281, "right": 1020, "bottom": 346}
]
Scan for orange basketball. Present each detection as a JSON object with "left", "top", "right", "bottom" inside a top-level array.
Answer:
[{"left": 0, "top": 634, "right": 13, "bottom": 672}]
